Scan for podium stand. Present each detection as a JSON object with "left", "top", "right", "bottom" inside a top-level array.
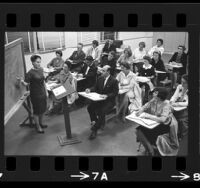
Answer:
[{"left": 57, "top": 97, "right": 81, "bottom": 146}]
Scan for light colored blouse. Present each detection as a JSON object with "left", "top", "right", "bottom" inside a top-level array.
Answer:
[
  {"left": 86, "top": 46, "right": 101, "bottom": 61},
  {"left": 132, "top": 47, "right": 147, "bottom": 60},
  {"left": 116, "top": 71, "right": 137, "bottom": 90},
  {"left": 148, "top": 45, "right": 165, "bottom": 58},
  {"left": 141, "top": 98, "right": 179, "bottom": 156},
  {"left": 59, "top": 70, "right": 78, "bottom": 104},
  {"left": 117, "top": 53, "right": 133, "bottom": 65},
  {"left": 141, "top": 99, "right": 172, "bottom": 124},
  {"left": 170, "top": 84, "right": 188, "bottom": 107}
]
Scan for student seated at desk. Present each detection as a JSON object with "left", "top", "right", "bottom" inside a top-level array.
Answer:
[
  {"left": 148, "top": 38, "right": 164, "bottom": 58},
  {"left": 117, "top": 48, "right": 133, "bottom": 67},
  {"left": 151, "top": 51, "right": 167, "bottom": 85},
  {"left": 135, "top": 87, "right": 179, "bottom": 156},
  {"left": 46, "top": 63, "right": 78, "bottom": 115},
  {"left": 46, "top": 50, "right": 65, "bottom": 80},
  {"left": 101, "top": 39, "right": 116, "bottom": 62},
  {"left": 168, "top": 45, "right": 188, "bottom": 89},
  {"left": 65, "top": 43, "right": 86, "bottom": 72},
  {"left": 132, "top": 42, "right": 147, "bottom": 73},
  {"left": 138, "top": 55, "right": 155, "bottom": 104},
  {"left": 116, "top": 62, "right": 138, "bottom": 123},
  {"left": 86, "top": 40, "right": 101, "bottom": 67},
  {"left": 79, "top": 56, "right": 97, "bottom": 89},
  {"left": 85, "top": 65, "right": 119, "bottom": 140},
  {"left": 170, "top": 74, "right": 188, "bottom": 141},
  {"left": 100, "top": 51, "right": 116, "bottom": 76}
]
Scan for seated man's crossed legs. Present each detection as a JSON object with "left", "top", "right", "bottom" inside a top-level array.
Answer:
[{"left": 87, "top": 101, "right": 115, "bottom": 140}]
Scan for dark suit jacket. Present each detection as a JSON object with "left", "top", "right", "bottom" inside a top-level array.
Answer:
[
  {"left": 90, "top": 75, "right": 119, "bottom": 105},
  {"left": 100, "top": 57, "right": 116, "bottom": 76},
  {"left": 102, "top": 43, "right": 116, "bottom": 54},
  {"left": 69, "top": 50, "right": 86, "bottom": 64},
  {"left": 80, "top": 62, "right": 97, "bottom": 88},
  {"left": 169, "top": 52, "right": 188, "bottom": 75}
]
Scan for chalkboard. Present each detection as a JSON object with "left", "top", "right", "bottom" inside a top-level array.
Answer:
[{"left": 4, "top": 38, "right": 28, "bottom": 125}]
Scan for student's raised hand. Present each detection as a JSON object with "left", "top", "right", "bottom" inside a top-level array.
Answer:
[{"left": 85, "top": 88, "right": 91, "bottom": 94}]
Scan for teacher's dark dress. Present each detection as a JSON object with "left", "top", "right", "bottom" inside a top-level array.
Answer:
[{"left": 25, "top": 68, "right": 47, "bottom": 115}]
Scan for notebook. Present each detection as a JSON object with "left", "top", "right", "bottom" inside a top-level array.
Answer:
[
  {"left": 78, "top": 92, "right": 106, "bottom": 101},
  {"left": 126, "top": 112, "right": 159, "bottom": 129}
]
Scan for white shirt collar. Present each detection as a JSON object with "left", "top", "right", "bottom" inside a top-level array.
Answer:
[{"left": 143, "top": 64, "right": 152, "bottom": 69}]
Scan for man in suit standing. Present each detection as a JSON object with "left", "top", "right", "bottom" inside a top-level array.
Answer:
[
  {"left": 85, "top": 65, "right": 119, "bottom": 140},
  {"left": 65, "top": 43, "right": 86, "bottom": 72}
]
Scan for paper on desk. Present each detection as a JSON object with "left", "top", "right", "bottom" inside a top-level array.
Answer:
[
  {"left": 136, "top": 76, "right": 150, "bottom": 83},
  {"left": 126, "top": 112, "right": 159, "bottom": 129},
  {"left": 155, "top": 70, "right": 166, "bottom": 74},
  {"left": 78, "top": 92, "right": 106, "bottom": 101},
  {"left": 173, "top": 106, "right": 187, "bottom": 111},
  {"left": 116, "top": 48, "right": 124, "bottom": 53},
  {"left": 168, "top": 63, "right": 183, "bottom": 68},
  {"left": 43, "top": 67, "right": 55, "bottom": 73}
]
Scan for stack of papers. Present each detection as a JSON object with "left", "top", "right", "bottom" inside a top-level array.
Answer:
[
  {"left": 78, "top": 92, "right": 106, "bottom": 101},
  {"left": 126, "top": 112, "right": 159, "bottom": 129}
]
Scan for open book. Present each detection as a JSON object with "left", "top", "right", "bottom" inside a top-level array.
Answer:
[
  {"left": 126, "top": 112, "right": 159, "bottom": 129},
  {"left": 78, "top": 92, "right": 106, "bottom": 101}
]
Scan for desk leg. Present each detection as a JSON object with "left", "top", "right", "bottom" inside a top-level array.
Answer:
[{"left": 19, "top": 99, "right": 35, "bottom": 128}]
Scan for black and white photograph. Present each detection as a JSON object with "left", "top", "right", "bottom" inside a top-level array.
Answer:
[{"left": 4, "top": 31, "right": 188, "bottom": 156}]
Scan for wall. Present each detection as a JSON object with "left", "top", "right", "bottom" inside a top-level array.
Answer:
[
  {"left": 118, "top": 32, "right": 153, "bottom": 51},
  {"left": 153, "top": 32, "right": 188, "bottom": 53}
]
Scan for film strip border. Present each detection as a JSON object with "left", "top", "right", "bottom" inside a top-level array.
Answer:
[
  {"left": 1, "top": 3, "right": 200, "bottom": 30},
  {"left": 0, "top": 156, "right": 189, "bottom": 181},
  {"left": 0, "top": 3, "right": 199, "bottom": 182}
]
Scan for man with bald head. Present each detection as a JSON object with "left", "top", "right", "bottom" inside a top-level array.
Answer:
[{"left": 85, "top": 65, "right": 119, "bottom": 140}]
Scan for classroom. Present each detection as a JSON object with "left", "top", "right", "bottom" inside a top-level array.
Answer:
[{"left": 4, "top": 32, "right": 188, "bottom": 156}]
